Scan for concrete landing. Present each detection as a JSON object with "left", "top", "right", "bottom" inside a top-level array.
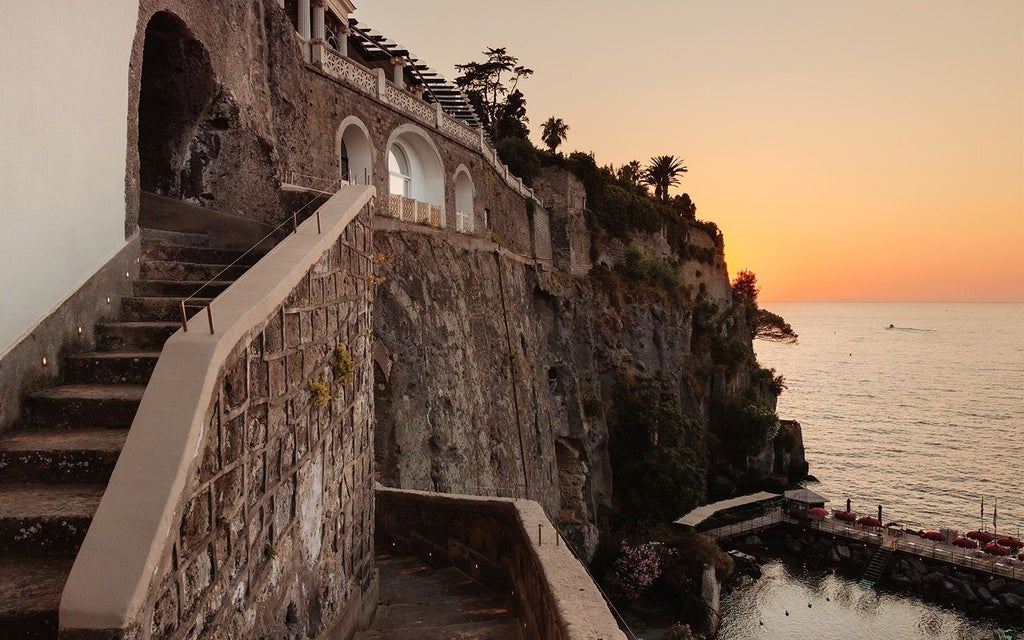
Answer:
[{"left": 357, "top": 554, "right": 525, "bottom": 640}]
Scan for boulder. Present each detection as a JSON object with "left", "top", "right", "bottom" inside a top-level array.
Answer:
[
  {"left": 828, "top": 548, "right": 841, "bottom": 563},
  {"left": 988, "top": 578, "right": 1005, "bottom": 594},
  {"left": 740, "top": 535, "right": 765, "bottom": 549},
  {"left": 975, "top": 585, "right": 992, "bottom": 602},
  {"left": 890, "top": 574, "right": 914, "bottom": 589},
  {"left": 923, "top": 571, "right": 944, "bottom": 587},
  {"left": 908, "top": 558, "right": 927, "bottom": 575},
  {"left": 1000, "top": 592, "right": 1023, "bottom": 610},
  {"left": 836, "top": 545, "right": 851, "bottom": 561}
]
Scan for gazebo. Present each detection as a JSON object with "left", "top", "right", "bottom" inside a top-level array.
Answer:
[{"left": 784, "top": 488, "right": 828, "bottom": 517}]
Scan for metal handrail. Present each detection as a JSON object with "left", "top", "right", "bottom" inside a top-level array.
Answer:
[{"left": 179, "top": 178, "right": 343, "bottom": 334}]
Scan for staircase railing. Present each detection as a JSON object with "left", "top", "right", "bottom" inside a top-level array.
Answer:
[
  {"left": 60, "top": 184, "right": 376, "bottom": 634},
  {"left": 179, "top": 179, "right": 342, "bottom": 334}
]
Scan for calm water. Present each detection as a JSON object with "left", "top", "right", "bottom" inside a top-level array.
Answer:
[{"left": 719, "top": 302, "right": 1023, "bottom": 638}]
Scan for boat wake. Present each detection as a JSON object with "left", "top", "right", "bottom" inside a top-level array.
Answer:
[{"left": 886, "top": 324, "right": 935, "bottom": 333}]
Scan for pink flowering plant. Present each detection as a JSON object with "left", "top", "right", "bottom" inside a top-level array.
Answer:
[
  {"left": 608, "top": 541, "right": 662, "bottom": 600},
  {"left": 666, "top": 622, "right": 704, "bottom": 640}
]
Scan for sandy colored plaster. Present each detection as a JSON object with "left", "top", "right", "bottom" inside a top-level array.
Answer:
[{"left": 60, "top": 185, "right": 375, "bottom": 631}]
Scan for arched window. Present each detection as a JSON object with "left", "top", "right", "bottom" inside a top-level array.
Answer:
[
  {"left": 454, "top": 169, "right": 474, "bottom": 233},
  {"left": 388, "top": 144, "right": 411, "bottom": 197}
]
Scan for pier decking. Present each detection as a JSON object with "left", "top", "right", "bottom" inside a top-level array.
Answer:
[{"left": 711, "top": 511, "right": 1024, "bottom": 582}]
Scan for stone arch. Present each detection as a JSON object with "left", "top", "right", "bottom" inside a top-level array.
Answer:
[
  {"left": 385, "top": 124, "right": 446, "bottom": 224},
  {"left": 137, "top": 11, "right": 217, "bottom": 198},
  {"left": 453, "top": 164, "right": 474, "bottom": 233},
  {"left": 336, "top": 116, "right": 374, "bottom": 185}
]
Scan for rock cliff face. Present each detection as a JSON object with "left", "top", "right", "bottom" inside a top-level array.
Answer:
[{"left": 372, "top": 184, "right": 799, "bottom": 554}]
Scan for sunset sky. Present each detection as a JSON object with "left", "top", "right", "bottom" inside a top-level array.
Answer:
[{"left": 356, "top": 0, "right": 1023, "bottom": 302}]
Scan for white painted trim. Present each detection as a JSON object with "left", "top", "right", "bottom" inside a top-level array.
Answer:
[
  {"left": 336, "top": 115, "right": 375, "bottom": 185},
  {"left": 60, "top": 185, "right": 375, "bottom": 631},
  {"left": 385, "top": 123, "right": 446, "bottom": 223}
]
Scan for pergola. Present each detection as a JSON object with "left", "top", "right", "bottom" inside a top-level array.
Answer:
[{"left": 346, "top": 19, "right": 484, "bottom": 130}]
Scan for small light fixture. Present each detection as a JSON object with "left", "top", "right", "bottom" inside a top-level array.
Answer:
[
  {"left": 41, "top": 356, "right": 48, "bottom": 366},
  {"left": 77, "top": 326, "right": 83, "bottom": 335},
  {"left": 105, "top": 296, "right": 111, "bottom": 304},
  {"left": 125, "top": 271, "right": 130, "bottom": 278}
]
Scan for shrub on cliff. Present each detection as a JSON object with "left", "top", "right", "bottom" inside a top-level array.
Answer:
[
  {"left": 609, "top": 371, "right": 708, "bottom": 523},
  {"left": 712, "top": 396, "right": 781, "bottom": 459}
]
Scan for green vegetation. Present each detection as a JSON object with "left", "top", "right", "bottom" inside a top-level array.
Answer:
[
  {"left": 593, "top": 522, "right": 731, "bottom": 637},
  {"left": 608, "top": 371, "right": 707, "bottom": 523},
  {"left": 712, "top": 395, "right": 780, "bottom": 458},
  {"left": 616, "top": 245, "right": 681, "bottom": 297},
  {"left": 731, "top": 270, "right": 798, "bottom": 344},
  {"left": 644, "top": 155, "right": 688, "bottom": 201},
  {"left": 308, "top": 376, "right": 332, "bottom": 408},
  {"left": 333, "top": 342, "right": 355, "bottom": 387},
  {"left": 540, "top": 116, "right": 569, "bottom": 152}
]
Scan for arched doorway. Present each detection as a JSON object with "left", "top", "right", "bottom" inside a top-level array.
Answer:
[
  {"left": 453, "top": 167, "right": 474, "bottom": 233},
  {"left": 385, "top": 125, "right": 445, "bottom": 226},
  {"left": 338, "top": 118, "right": 373, "bottom": 185},
  {"left": 137, "top": 12, "right": 217, "bottom": 198}
]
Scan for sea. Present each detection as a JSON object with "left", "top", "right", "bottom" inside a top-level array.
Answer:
[{"left": 718, "top": 302, "right": 1024, "bottom": 639}]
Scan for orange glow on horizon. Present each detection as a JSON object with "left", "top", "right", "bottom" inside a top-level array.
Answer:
[{"left": 357, "top": 0, "right": 1023, "bottom": 302}]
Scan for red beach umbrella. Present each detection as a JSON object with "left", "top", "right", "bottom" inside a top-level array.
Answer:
[
  {"left": 835, "top": 511, "right": 857, "bottom": 523},
  {"left": 857, "top": 516, "right": 882, "bottom": 527},
  {"left": 808, "top": 507, "right": 829, "bottom": 517},
  {"left": 920, "top": 531, "right": 945, "bottom": 542},
  {"left": 997, "top": 536, "right": 1023, "bottom": 549},
  {"left": 966, "top": 530, "right": 994, "bottom": 544},
  {"left": 982, "top": 542, "right": 1010, "bottom": 556},
  {"left": 951, "top": 536, "right": 978, "bottom": 549}
]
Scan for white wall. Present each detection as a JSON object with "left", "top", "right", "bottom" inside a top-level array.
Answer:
[{"left": 0, "top": 1, "right": 139, "bottom": 355}]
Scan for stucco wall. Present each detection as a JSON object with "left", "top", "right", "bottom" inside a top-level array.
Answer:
[{"left": 0, "top": 1, "right": 139, "bottom": 355}]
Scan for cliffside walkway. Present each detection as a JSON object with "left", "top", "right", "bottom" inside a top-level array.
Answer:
[{"left": 357, "top": 553, "right": 525, "bottom": 640}]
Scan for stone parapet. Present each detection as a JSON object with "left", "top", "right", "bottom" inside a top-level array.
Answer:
[
  {"left": 375, "top": 487, "right": 627, "bottom": 640},
  {"left": 60, "top": 186, "right": 377, "bottom": 639}
]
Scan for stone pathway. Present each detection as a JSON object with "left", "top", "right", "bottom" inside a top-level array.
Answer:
[{"left": 357, "top": 554, "right": 525, "bottom": 640}]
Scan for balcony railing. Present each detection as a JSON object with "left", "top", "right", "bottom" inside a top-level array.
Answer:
[
  {"left": 311, "top": 43, "right": 542, "bottom": 207},
  {"left": 387, "top": 193, "right": 441, "bottom": 228}
]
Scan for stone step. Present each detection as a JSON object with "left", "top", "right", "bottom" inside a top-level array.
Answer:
[
  {"left": 0, "top": 428, "right": 127, "bottom": 484},
  {"left": 95, "top": 321, "right": 180, "bottom": 352},
  {"left": 0, "top": 556, "right": 74, "bottom": 639},
  {"left": 140, "top": 260, "right": 250, "bottom": 282},
  {"left": 0, "top": 483, "right": 104, "bottom": 557},
  {"left": 140, "top": 242, "right": 261, "bottom": 266},
  {"left": 63, "top": 351, "right": 160, "bottom": 385},
  {"left": 140, "top": 227, "right": 211, "bottom": 248},
  {"left": 133, "top": 279, "right": 233, "bottom": 298},
  {"left": 121, "top": 296, "right": 213, "bottom": 322},
  {"left": 24, "top": 384, "right": 145, "bottom": 429}
]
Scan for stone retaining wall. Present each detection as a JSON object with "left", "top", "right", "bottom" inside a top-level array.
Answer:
[{"left": 375, "top": 487, "right": 627, "bottom": 640}]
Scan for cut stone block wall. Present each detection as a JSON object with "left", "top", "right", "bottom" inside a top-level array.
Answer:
[{"left": 142, "top": 211, "right": 376, "bottom": 639}]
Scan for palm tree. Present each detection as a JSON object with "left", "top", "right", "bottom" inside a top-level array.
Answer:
[
  {"left": 643, "top": 155, "right": 688, "bottom": 200},
  {"left": 540, "top": 117, "right": 569, "bottom": 152}
]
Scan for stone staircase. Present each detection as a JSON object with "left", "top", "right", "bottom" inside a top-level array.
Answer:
[
  {"left": 858, "top": 546, "right": 894, "bottom": 589},
  {"left": 0, "top": 227, "right": 264, "bottom": 638},
  {"left": 357, "top": 554, "right": 525, "bottom": 640}
]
